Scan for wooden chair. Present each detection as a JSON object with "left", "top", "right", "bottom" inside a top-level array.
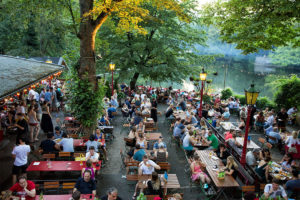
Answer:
[
  {"left": 258, "top": 137, "right": 265, "bottom": 146},
  {"left": 62, "top": 182, "right": 76, "bottom": 193},
  {"left": 266, "top": 142, "right": 272, "bottom": 149},
  {"left": 59, "top": 152, "right": 71, "bottom": 160},
  {"left": 43, "top": 182, "right": 60, "bottom": 194},
  {"left": 157, "top": 162, "right": 171, "bottom": 172},
  {"left": 42, "top": 154, "right": 55, "bottom": 160},
  {"left": 126, "top": 161, "right": 139, "bottom": 180}
]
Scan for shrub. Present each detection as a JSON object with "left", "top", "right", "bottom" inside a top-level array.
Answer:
[
  {"left": 256, "top": 96, "right": 276, "bottom": 109},
  {"left": 203, "top": 94, "right": 212, "bottom": 104},
  {"left": 221, "top": 88, "right": 233, "bottom": 100}
]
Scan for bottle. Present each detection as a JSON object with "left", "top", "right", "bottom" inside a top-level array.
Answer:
[
  {"left": 39, "top": 192, "right": 43, "bottom": 200},
  {"left": 137, "top": 192, "right": 146, "bottom": 200},
  {"left": 164, "top": 171, "right": 168, "bottom": 181}
]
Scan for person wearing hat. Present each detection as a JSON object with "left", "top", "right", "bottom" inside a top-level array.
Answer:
[{"left": 54, "top": 126, "right": 63, "bottom": 139}]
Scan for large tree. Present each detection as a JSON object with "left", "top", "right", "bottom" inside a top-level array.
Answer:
[
  {"left": 203, "top": 0, "right": 300, "bottom": 54},
  {"left": 97, "top": 1, "right": 212, "bottom": 88}
]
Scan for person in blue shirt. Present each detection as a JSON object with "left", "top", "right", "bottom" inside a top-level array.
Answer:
[
  {"left": 44, "top": 89, "right": 52, "bottom": 103},
  {"left": 107, "top": 104, "right": 117, "bottom": 119},
  {"left": 173, "top": 119, "right": 185, "bottom": 141},
  {"left": 132, "top": 112, "right": 142, "bottom": 126},
  {"left": 59, "top": 133, "right": 74, "bottom": 152},
  {"left": 54, "top": 126, "right": 63, "bottom": 139},
  {"left": 133, "top": 144, "right": 146, "bottom": 162},
  {"left": 266, "top": 127, "right": 282, "bottom": 145},
  {"left": 153, "top": 136, "right": 167, "bottom": 151}
]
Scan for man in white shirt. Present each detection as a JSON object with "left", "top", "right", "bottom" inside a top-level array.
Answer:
[
  {"left": 133, "top": 155, "right": 161, "bottom": 198},
  {"left": 263, "top": 179, "right": 288, "bottom": 200},
  {"left": 85, "top": 146, "right": 99, "bottom": 163},
  {"left": 264, "top": 111, "right": 274, "bottom": 128},
  {"left": 28, "top": 89, "right": 37, "bottom": 102},
  {"left": 246, "top": 149, "right": 259, "bottom": 168},
  {"left": 59, "top": 133, "right": 74, "bottom": 152},
  {"left": 12, "top": 137, "right": 31, "bottom": 184}
]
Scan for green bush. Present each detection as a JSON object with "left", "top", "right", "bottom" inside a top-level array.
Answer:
[
  {"left": 233, "top": 94, "right": 246, "bottom": 105},
  {"left": 256, "top": 96, "right": 276, "bottom": 109},
  {"left": 274, "top": 75, "right": 300, "bottom": 110},
  {"left": 221, "top": 88, "right": 233, "bottom": 100},
  {"left": 203, "top": 94, "right": 212, "bottom": 104}
]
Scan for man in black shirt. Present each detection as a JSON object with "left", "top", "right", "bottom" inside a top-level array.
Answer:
[
  {"left": 74, "top": 171, "right": 96, "bottom": 195},
  {"left": 39, "top": 133, "right": 60, "bottom": 154},
  {"left": 14, "top": 113, "right": 29, "bottom": 144},
  {"left": 277, "top": 108, "right": 289, "bottom": 130},
  {"left": 101, "top": 187, "right": 122, "bottom": 200}
]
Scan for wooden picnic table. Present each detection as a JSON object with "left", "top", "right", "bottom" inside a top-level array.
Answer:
[
  {"left": 137, "top": 174, "right": 180, "bottom": 189},
  {"left": 193, "top": 141, "right": 209, "bottom": 149},
  {"left": 54, "top": 139, "right": 105, "bottom": 147},
  {"left": 220, "top": 122, "right": 239, "bottom": 131},
  {"left": 27, "top": 161, "right": 101, "bottom": 172},
  {"left": 196, "top": 150, "right": 223, "bottom": 166},
  {"left": 235, "top": 137, "right": 260, "bottom": 149},
  {"left": 145, "top": 133, "right": 162, "bottom": 141},
  {"left": 206, "top": 166, "right": 239, "bottom": 187},
  {"left": 35, "top": 194, "right": 94, "bottom": 200}
]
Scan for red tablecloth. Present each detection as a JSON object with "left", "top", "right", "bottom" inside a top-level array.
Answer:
[
  {"left": 73, "top": 139, "right": 105, "bottom": 147},
  {"left": 36, "top": 194, "right": 94, "bottom": 200},
  {"left": 27, "top": 161, "right": 101, "bottom": 172}
]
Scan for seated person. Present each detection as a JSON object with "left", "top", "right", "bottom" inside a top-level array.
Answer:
[
  {"left": 165, "top": 104, "right": 174, "bottom": 119},
  {"left": 131, "top": 112, "right": 142, "bottom": 126},
  {"left": 133, "top": 156, "right": 161, "bottom": 198},
  {"left": 128, "top": 127, "right": 138, "bottom": 140},
  {"left": 39, "top": 133, "right": 60, "bottom": 154},
  {"left": 71, "top": 191, "right": 81, "bottom": 200},
  {"left": 255, "top": 157, "right": 271, "bottom": 182},
  {"left": 266, "top": 127, "right": 282, "bottom": 145},
  {"left": 153, "top": 136, "right": 167, "bottom": 151},
  {"left": 223, "top": 156, "right": 238, "bottom": 178},
  {"left": 121, "top": 104, "right": 129, "bottom": 117},
  {"left": 246, "top": 149, "right": 260, "bottom": 168},
  {"left": 222, "top": 108, "right": 230, "bottom": 120},
  {"left": 216, "top": 143, "right": 230, "bottom": 165},
  {"left": 93, "top": 129, "right": 107, "bottom": 160},
  {"left": 101, "top": 187, "right": 122, "bottom": 200},
  {"left": 183, "top": 130, "right": 196, "bottom": 156},
  {"left": 81, "top": 159, "right": 96, "bottom": 180},
  {"left": 74, "top": 170, "right": 96, "bottom": 195},
  {"left": 255, "top": 111, "right": 265, "bottom": 131},
  {"left": 144, "top": 172, "right": 167, "bottom": 198},
  {"left": 285, "top": 168, "right": 300, "bottom": 197},
  {"left": 227, "top": 133, "right": 242, "bottom": 154},
  {"left": 85, "top": 146, "right": 99, "bottom": 163},
  {"left": 204, "top": 130, "right": 219, "bottom": 150},
  {"left": 154, "top": 144, "right": 168, "bottom": 162},
  {"left": 280, "top": 154, "right": 294, "bottom": 172},
  {"left": 54, "top": 126, "right": 63, "bottom": 139},
  {"left": 107, "top": 103, "right": 117, "bottom": 119},
  {"left": 173, "top": 119, "right": 185, "bottom": 141},
  {"left": 59, "top": 133, "right": 74, "bottom": 152},
  {"left": 86, "top": 134, "right": 101, "bottom": 152},
  {"left": 224, "top": 129, "right": 234, "bottom": 141},
  {"left": 136, "top": 134, "right": 147, "bottom": 149},
  {"left": 238, "top": 118, "right": 245, "bottom": 130},
  {"left": 136, "top": 121, "right": 144, "bottom": 133},
  {"left": 9, "top": 176, "right": 36, "bottom": 200},
  {"left": 263, "top": 179, "right": 288, "bottom": 200},
  {"left": 133, "top": 144, "right": 146, "bottom": 162},
  {"left": 190, "top": 155, "right": 211, "bottom": 185}
]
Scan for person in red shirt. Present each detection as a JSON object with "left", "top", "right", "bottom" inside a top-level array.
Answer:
[
  {"left": 224, "top": 129, "right": 234, "bottom": 141},
  {"left": 9, "top": 176, "right": 36, "bottom": 200}
]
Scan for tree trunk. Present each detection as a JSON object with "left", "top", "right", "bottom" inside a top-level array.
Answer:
[{"left": 130, "top": 72, "right": 140, "bottom": 90}]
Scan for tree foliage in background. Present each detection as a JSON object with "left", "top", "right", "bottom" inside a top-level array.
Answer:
[
  {"left": 97, "top": 0, "right": 213, "bottom": 88},
  {"left": 221, "top": 88, "right": 233, "bottom": 100},
  {"left": 203, "top": 0, "right": 300, "bottom": 54},
  {"left": 269, "top": 46, "right": 300, "bottom": 66},
  {"left": 271, "top": 75, "right": 300, "bottom": 109}
]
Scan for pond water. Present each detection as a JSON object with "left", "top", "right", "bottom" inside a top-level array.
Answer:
[{"left": 143, "top": 56, "right": 300, "bottom": 99}]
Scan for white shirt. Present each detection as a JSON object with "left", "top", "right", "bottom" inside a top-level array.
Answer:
[
  {"left": 287, "top": 108, "right": 296, "bottom": 115},
  {"left": 141, "top": 94, "right": 146, "bottom": 101},
  {"left": 285, "top": 136, "right": 300, "bottom": 148},
  {"left": 264, "top": 184, "right": 287, "bottom": 198},
  {"left": 12, "top": 145, "right": 31, "bottom": 166},
  {"left": 266, "top": 115, "right": 274, "bottom": 125},
  {"left": 139, "top": 160, "right": 157, "bottom": 175},
  {"left": 246, "top": 151, "right": 256, "bottom": 166},
  {"left": 59, "top": 138, "right": 74, "bottom": 152},
  {"left": 16, "top": 105, "right": 25, "bottom": 114},
  {"left": 28, "top": 89, "right": 36, "bottom": 101},
  {"left": 85, "top": 152, "right": 99, "bottom": 161}
]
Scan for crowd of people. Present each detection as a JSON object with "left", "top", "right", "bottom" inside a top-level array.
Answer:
[{"left": 0, "top": 81, "right": 299, "bottom": 200}]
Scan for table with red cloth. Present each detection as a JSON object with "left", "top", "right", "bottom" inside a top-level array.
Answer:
[
  {"left": 27, "top": 161, "right": 101, "bottom": 172},
  {"left": 35, "top": 194, "right": 94, "bottom": 200}
]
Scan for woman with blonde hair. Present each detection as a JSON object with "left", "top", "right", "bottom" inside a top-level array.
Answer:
[{"left": 223, "top": 156, "right": 238, "bottom": 178}]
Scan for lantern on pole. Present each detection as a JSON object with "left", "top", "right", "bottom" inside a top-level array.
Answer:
[
  {"left": 109, "top": 63, "right": 116, "bottom": 96},
  {"left": 198, "top": 68, "right": 207, "bottom": 118},
  {"left": 240, "top": 83, "right": 260, "bottom": 166}
]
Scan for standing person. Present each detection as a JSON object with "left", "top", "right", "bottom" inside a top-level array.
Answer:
[
  {"left": 28, "top": 105, "right": 39, "bottom": 142},
  {"left": 50, "top": 87, "right": 58, "bottom": 112},
  {"left": 40, "top": 102, "right": 53, "bottom": 133},
  {"left": 101, "top": 187, "right": 122, "bottom": 200},
  {"left": 14, "top": 113, "right": 29, "bottom": 145},
  {"left": 44, "top": 89, "right": 52, "bottom": 105},
  {"left": 12, "top": 137, "right": 31, "bottom": 184},
  {"left": 150, "top": 106, "right": 158, "bottom": 124},
  {"left": 9, "top": 176, "right": 36, "bottom": 200},
  {"left": 277, "top": 108, "right": 288, "bottom": 131}
]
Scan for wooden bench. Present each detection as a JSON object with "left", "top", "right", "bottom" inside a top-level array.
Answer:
[
  {"left": 42, "top": 154, "right": 55, "bottom": 160},
  {"left": 157, "top": 162, "right": 171, "bottom": 172}
]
